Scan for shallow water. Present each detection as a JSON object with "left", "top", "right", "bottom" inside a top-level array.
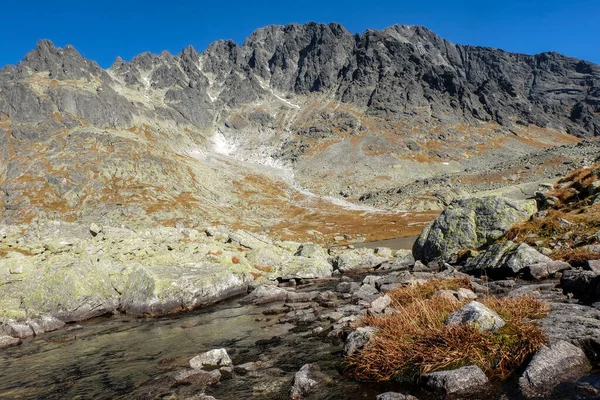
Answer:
[
  {"left": 352, "top": 236, "right": 418, "bottom": 251},
  {"left": 1, "top": 282, "right": 600, "bottom": 399}
]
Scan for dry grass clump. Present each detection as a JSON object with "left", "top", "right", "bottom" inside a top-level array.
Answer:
[{"left": 345, "top": 279, "right": 548, "bottom": 382}]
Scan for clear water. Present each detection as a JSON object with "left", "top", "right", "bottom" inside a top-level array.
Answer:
[{"left": 1, "top": 288, "right": 599, "bottom": 399}]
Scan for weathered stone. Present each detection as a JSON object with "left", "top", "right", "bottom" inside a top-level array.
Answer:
[
  {"left": 35, "top": 315, "right": 65, "bottom": 332},
  {"left": 413, "top": 196, "right": 536, "bottom": 264},
  {"left": 240, "top": 285, "right": 288, "bottom": 305},
  {"left": 352, "top": 284, "right": 379, "bottom": 301},
  {"left": 336, "top": 281, "right": 360, "bottom": 294},
  {"left": 446, "top": 301, "right": 505, "bottom": 333},
  {"left": 5, "top": 321, "right": 34, "bottom": 338},
  {"left": 120, "top": 264, "right": 249, "bottom": 315},
  {"left": 376, "top": 393, "right": 418, "bottom": 400},
  {"left": 528, "top": 260, "right": 571, "bottom": 280},
  {"left": 456, "top": 287, "right": 477, "bottom": 301},
  {"left": 421, "top": 365, "right": 488, "bottom": 396},
  {"left": 461, "top": 241, "right": 553, "bottom": 278},
  {"left": 0, "top": 335, "right": 21, "bottom": 348},
  {"left": 344, "top": 326, "right": 378, "bottom": 356},
  {"left": 370, "top": 294, "right": 392, "bottom": 313},
  {"left": 290, "top": 363, "right": 327, "bottom": 400},
  {"left": 519, "top": 341, "right": 591, "bottom": 398},
  {"left": 189, "top": 348, "right": 232, "bottom": 370}
]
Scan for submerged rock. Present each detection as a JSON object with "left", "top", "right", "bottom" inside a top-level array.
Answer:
[
  {"left": 519, "top": 340, "right": 591, "bottom": 398},
  {"left": 173, "top": 368, "right": 222, "bottom": 385},
  {"left": 413, "top": 196, "right": 536, "bottom": 264},
  {"left": 421, "top": 365, "right": 488, "bottom": 396},
  {"left": 445, "top": 301, "right": 505, "bottom": 333}
]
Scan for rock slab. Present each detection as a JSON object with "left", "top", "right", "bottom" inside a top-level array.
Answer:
[{"left": 519, "top": 340, "right": 591, "bottom": 398}]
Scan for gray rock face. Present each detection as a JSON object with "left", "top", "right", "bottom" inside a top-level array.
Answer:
[
  {"left": 343, "top": 326, "right": 378, "bottom": 356},
  {"left": 540, "top": 302, "right": 600, "bottom": 358},
  {"left": 421, "top": 365, "right": 488, "bottom": 396},
  {"left": 461, "top": 241, "right": 559, "bottom": 278},
  {"left": 290, "top": 363, "right": 325, "bottom": 400},
  {"left": 518, "top": 340, "right": 591, "bottom": 398},
  {"left": 445, "top": 301, "right": 505, "bottom": 333},
  {"left": 413, "top": 196, "right": 537, "bottom": 264}
]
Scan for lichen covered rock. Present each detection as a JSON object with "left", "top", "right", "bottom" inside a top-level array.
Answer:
[{"left": 413, "top": 196, "right": 537, "bottom": 263}]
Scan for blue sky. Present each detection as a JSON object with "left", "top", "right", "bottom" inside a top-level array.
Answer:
[{"left": 1, "top": 0, "right": 599, "bottom": 68}]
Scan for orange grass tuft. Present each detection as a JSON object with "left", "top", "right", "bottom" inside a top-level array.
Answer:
[{"left": 345, "top": 279, "right": 548, "bottom": 382}]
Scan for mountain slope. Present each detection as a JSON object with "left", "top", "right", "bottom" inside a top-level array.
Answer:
[{"left": 0, "top": 22, "right": 598, "bottom": 239}]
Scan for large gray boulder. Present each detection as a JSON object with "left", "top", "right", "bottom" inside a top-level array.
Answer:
[
  {"left": 421, "top": 365, "right": 489, "bottom": 396},
  {"left": 119, "top": 264, "right": 249, "bottom": 316},
  {"left": 461, "top": 241, "right": 566, "bottom": 279},
  {"left": 413, "top": 196, "right": 537, "bottom": 263},
  {"left": 519, "top": 340, "right": 591, "bottom": 398}
]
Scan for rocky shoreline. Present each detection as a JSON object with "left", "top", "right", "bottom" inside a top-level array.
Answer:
[{"left": 4, "top": 186, "right": 600, "bottom": 399}]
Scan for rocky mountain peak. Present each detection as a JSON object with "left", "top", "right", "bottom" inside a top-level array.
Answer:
[{"left": 15, "top": 39, "right": 106, "bottom": 81}]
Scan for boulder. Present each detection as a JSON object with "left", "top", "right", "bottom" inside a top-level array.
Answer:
[
  {"left": 344, "top": 326, "right": 378, "bottom": 356},
  {"left": 461, "top": 241, "right": 554, "bottom": 279},
  {"left": 413, "top": 196, "right": 536, "bottom": 263},
  {"left": 519, "top": 340, "right": 591, "bottom": 398},
  {"left": 189, "top": 348, "right": 232, "bottom": 369},
  {"left": 5, "top": 321, "right": 34, "bottom": 338},
  {"left": 528, "top": 260, "right": 571, "bottom": 280},
  {"left": 336, "top": 281, "right": 360, "bottom": 294},
  {"left": 295, "top": 243, "right": 328, "bottom": 260},
  {"left": 334, "top": 251, "right": 387, "bottom": 273},
  {"left": 120, "top": 264, "right": 249, "bottom": 315},
  {"left": 290, "top": 363, "right": 327, "bottom": 399},
  {"left": 352, "top": 284, "right": 380, "bottom": 302},
  {"left": 446, "top": 301, "right": 505, "bottom": 333},
  {"left": 0, "top": 335, "right": 21, "bottom": 348},
  {"left": 421, "top": 365, "right": 488, "bottom": 396},
  {"left": 370, "top": 294, "right": 392, "bottom": 313}
]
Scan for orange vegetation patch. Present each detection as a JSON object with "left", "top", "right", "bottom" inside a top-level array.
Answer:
[
  {"left": 232, "top": 172, "right": 437, "bottom": 245},
  {"left": 345, "top": 279, "right": 548, "bottom": 381},
  {"left": 0, "top": 248, "right": 35, "bottom": 257}
]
